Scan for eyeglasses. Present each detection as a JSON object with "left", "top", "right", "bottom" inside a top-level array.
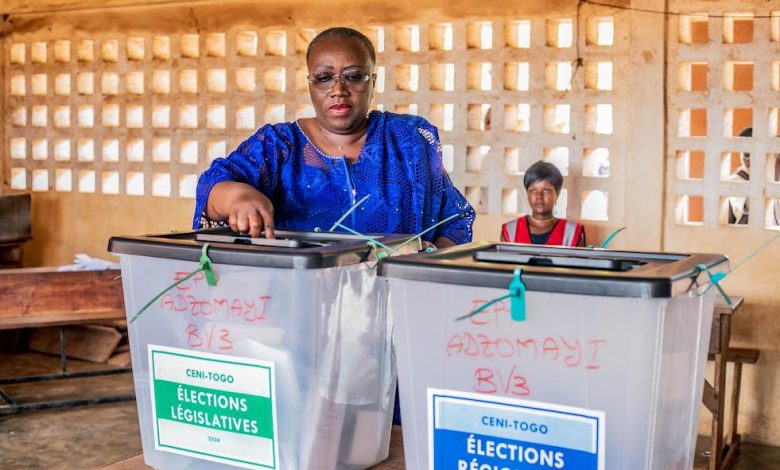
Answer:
[{"left": 307, "top": 72, "right": 375, "bottom": 92}]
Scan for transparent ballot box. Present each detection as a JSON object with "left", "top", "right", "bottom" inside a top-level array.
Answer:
[
  {"left": 109, "top": 228, "right": 418, "bottom": 470},
  {"left": 378, "top": 243, "right": 728, "bottom": 470}
]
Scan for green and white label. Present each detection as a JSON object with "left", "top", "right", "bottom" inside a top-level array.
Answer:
[{"left": 148, "top": 345, "right": 279, "bottom": 469}]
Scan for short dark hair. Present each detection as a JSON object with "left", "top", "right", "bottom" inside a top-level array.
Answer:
[
  {"left": 306, "top": 27, "right": 376, "bottom": 66},
  {"left": 738, "top": 127, "right": 752, "bottom": 138},
  {"left": 523, "top": 161, "right": 563, "bottom": 193}
]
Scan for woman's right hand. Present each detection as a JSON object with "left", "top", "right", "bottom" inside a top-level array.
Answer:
[{"left": 207, "top": 182, "right": 276, "bottom": 239}]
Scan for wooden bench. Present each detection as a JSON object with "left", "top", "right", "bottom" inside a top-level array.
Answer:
[
  {"left": 0, "top": 267, "right": 134, "bottom": 415},
  {"left": 703, "top": 297, "right": 760, "bottom": 470}
]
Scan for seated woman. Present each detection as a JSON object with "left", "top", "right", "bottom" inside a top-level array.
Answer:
[
  {"left": 726, "top": 127, "right": 751, "bottom": 225},
  {"left": 501, "top": 161, "right": 585, "bottom": 247},
  {"left": 194, "top": 27, "right": 475, "bottom": 247}
]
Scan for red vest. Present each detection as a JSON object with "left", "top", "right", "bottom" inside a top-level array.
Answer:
[{"left": 501, "top": 216, "right": 584, "bottom": 247}]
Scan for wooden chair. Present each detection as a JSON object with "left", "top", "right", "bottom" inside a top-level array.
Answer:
[
  {"left": 703, "top": 297, "right": 760, "bottom": 470},
  {"left": 0, "top": 193, "right": 31, "bottom": 269}
]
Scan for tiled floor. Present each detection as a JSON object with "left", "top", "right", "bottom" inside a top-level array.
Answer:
[{"left": 0, "top": 352, "right": 140, "bottom": 469}]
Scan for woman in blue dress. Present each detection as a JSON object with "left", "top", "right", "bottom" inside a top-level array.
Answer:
[{"left": 194, "top": 27, "right": 475, "bottom": 247}]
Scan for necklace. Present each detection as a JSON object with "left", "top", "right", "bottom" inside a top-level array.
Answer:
[
  {"left": 317, "top": 123, "right": 367, "bottom": 154},
  {"left": 320, "top": 132, "right": 340, "bottom": 150},
  {"left": 319, "top": 129, "right": 345, "bottom": 152}
]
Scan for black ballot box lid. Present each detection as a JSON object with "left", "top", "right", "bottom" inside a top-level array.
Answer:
[
  {"left": 109, "top": 227, "right": 418, "bottom": 269},
  {"left": 378, "top": 242, "right": 728, "bottom": 298}
]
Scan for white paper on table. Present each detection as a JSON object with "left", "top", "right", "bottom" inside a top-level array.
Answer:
[{"left": 57, "top": 253, "right": 120, "bottom": 271}]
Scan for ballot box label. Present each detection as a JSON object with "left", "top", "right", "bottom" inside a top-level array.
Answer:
[
  {"left": 429, "top": 388, "right": 605, "bottom": 470},
  {"left": 149, "top": 345, "right": 279, "bottom": 470}
]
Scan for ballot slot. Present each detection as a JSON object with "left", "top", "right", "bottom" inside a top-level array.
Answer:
[
  {"left": 473, "top": 247, "right": 646, "bottom": 272},
  {"left": 193, "top": 228, "right": 368, "bottom": 249},
  {"left": 195, "top": 232, "right": 306, "bottom": 248}
]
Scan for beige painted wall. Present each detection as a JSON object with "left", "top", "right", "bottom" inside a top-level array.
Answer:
[
  {"left": 2, "top": 0, "right": 778, "bottom": 447},
  {"left": 666, "top": 227, "right": 780, "bottom": 444},
  {"left": 23, "top": 192, "right": 193, "bottom": 266}
]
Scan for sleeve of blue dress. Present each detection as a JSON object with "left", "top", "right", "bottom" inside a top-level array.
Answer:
[
  {"left": 419, "top": 122, "right": 476, "bottom": 244},
  {"left": 192, "top": 124, "right": 286, "bottom": 229}
]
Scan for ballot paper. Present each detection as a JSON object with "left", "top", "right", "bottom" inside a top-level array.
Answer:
[
  {"left": 57, "top": 253, "right": 120, "bottom": 271},
  {"left": 317, "top": 267, "right": 386, "bottom": 406}
]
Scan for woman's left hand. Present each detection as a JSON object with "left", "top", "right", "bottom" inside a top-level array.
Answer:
[{"left": 433, "top": 237, "right": 456, "bottom": 249}]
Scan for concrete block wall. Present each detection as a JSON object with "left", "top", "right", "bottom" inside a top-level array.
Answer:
[{"left": 665, "top": 0, "right": 780, "bottom": 447}]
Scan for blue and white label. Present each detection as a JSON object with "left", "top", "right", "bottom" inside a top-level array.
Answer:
[{"left": 428, "top": 389, "right": 605, "bottom": 470}]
